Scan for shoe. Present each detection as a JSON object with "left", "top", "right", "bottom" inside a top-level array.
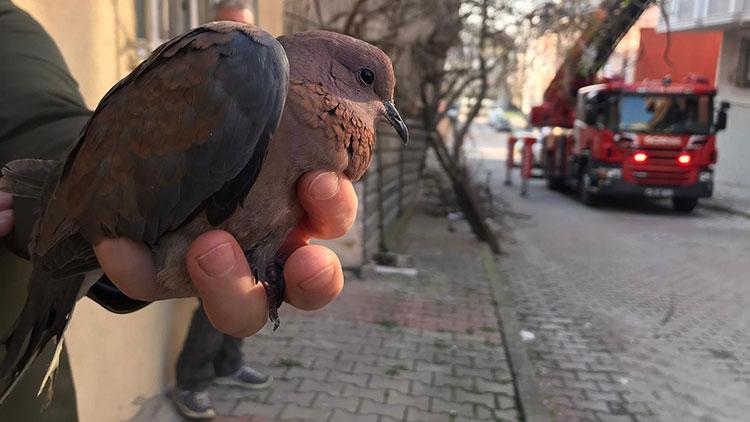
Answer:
[
  {"left": 172, "top": 389, "right": 217, "bottom": 419},
  {"left": 214, "top": 364, "right": 273, "bottom": 389}
]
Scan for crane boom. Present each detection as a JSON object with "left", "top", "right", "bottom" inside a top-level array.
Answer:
[{"left": 530, "top": 0, "right": 655, "bottom": 128}]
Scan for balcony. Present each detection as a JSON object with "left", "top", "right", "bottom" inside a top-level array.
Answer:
[{"left": 661, "top": 0, "right": 750, "bottom": 31}]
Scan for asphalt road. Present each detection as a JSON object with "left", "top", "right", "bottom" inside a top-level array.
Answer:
[{"left": 467, "top": 124, "right": 750, "bottom": 422}]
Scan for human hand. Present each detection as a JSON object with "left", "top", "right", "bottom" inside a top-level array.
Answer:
[
  {"left": 94, "top": 171, "right": 356, "bottom": 337},
  {"left": 0, "top": 191, "right": 13, "bottom": 237}
]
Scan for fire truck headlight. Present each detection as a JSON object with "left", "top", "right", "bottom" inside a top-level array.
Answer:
[{"left": 699, "top": 171, "right": 713, "bottom": 182}]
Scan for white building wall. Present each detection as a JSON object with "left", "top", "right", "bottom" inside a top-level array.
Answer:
[
  {"left": 663, "top": 0, "right": 750, "bottom": 212},
  {"left": 713, "top": 29, "right": 750, "bottom": 210}
]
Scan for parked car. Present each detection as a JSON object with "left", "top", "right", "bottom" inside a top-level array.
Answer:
[{"left": 488, "top": 108, "right": 512, "bottom": 132}]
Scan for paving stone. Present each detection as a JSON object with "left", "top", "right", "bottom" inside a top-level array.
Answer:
[
  {"left": 430, "top": 397, "right": 475, "bottom": 418},
  {"left": 368, "top": 375, "right": 410, "bottom": 393},
  {"left": 313, "top": 357, "right": 356, "bottom": 373},
  {"left": 473, "top": 356, "right": 508, "bottom": 369},
  {"left": 585, "top": 390, "right": 621, "bottom": 402},
  {"left": 489, "top": 408, "right": 520, "bottom": 421},
  {"left": 342, "top": 384, "right": 386, "bottom": 402},
  {"left": 384, "top": 389, "right": 429, "bottom": 411},
  {"left": 339, "top": 352, "right": 379, "bottom": 365},
  {"left": 564, "top": 378, "right": 599, "bottom": 391},
  {"left": 409, "top": 380, "right": 452, "bottom": 401},
  {"left": 284, "top": 367, "right": 328, "bottom": 382},
  {"left": 570, "top": 398, "right": 610, "bottom": 413},
  {"left": 596, "top": 413, "right": 635, "bottom": 422},
  {"left": 433, "top": 373, "right": 475, "bottom": 390},
  {"left": 375, "top": 355, "right": 413, "bottom": 369},
  {"left": 415, "top": 360, "right": 451, "bottom": 374},
  {"left": 434, "top": 352, "right": 473, "bottom": 367},
  {"left": 279, "top": 403, "right": 331, "bottom": 421},
  {"left": 623, "top": 401, "right": 653, "bottom": 415},
  {"left": 266, "top": 390, "right": 315, "bottom": 407},
  {"left": 388, "top": 368, "right": 433, "bottom": 384},
  {"left": 297, "top": 378, "right": 343, "bottom": 396},
  {"left": 454, "top": 389, "right": 495, "bottom": 407},
  {"left": 454, "top": 365, "right": 496, "bottom": 380},
  {"left": 327, "top": 371, "right": 369, "bottom": 388},
  {"left": 475, "top": 378, "right": 514, "bottom": 395},
  {"left": 358, "top": 398, "right": 407, "bottom": 420},
  {"left": 329, "top": 409, "right": 378, "bottom": 422},
  {"left": 312, "top": 392, "right": 359, "bottom": 413},
  {"left": 233, "top": 400, "right": 285, "bottom": 419},
  {"left": 405, "top": 407, "right": 452, "bottom": 422},
  {"left": 495, "top": 393, "right": 516, "bottom": 410},
  {"left": 577, "top": 372, "right": 612, "bottom": 382}
]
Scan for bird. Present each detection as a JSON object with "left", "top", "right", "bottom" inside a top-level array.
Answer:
[{"left": 0, "top": 21, "right": 408, "bottom": 403}]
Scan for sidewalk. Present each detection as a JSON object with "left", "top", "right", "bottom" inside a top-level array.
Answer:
[
  {"left": 701, "top": 182, "right": 750, "bottom": 218},
  {"left": 131, "top": 212, "right": 519, "bottom": 422}
]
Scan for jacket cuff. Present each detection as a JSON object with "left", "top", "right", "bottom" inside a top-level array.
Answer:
[{"left": 86, "top": 275, "right": 151, "bottom": 314}]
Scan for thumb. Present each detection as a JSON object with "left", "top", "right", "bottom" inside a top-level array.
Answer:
[{"left": 186, "top": 230, "right": 269, "bottom": 337}]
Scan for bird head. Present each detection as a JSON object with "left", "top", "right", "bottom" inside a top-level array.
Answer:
[{"left": 279, "top": 31, "right": 408, "bottom": 145}]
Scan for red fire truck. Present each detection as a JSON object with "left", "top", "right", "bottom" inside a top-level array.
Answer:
[
  {"left": 537, "top": 75, "right": 729, "bottom": 211},
  {"left": 529, "top": 0, "right": 729, "bottom": 212}
]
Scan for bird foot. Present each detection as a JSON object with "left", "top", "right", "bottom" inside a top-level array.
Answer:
[{"left": 244, "top": 252, "right": 287, "bottom": 331}]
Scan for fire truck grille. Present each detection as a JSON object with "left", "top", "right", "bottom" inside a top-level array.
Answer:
[{"left": 623, "top": 149, "right": 696, "bottom": 186}]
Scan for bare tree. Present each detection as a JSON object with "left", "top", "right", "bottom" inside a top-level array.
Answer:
[
  {"left": 285, "top": 0, "right": 523, "bottom": 254},
  {"left": 413, "top": 0, "right": 522, "bottom": 254}
]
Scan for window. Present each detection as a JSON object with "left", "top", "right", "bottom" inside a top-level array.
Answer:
[
  {"left": 134, "top": 0, "right": 260, "bottom": 59},
  {"left": 616, "top": 94, "right": 713, "bottom": 135},
  {"left": 738, "top": 38, "right": 750, "bottom": 88}
]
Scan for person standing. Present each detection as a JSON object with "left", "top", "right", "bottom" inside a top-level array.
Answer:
[{"left": 172, "top": 1, "right": 272, "bottom": 418}]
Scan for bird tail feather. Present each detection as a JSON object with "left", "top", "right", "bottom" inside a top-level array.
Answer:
[
  {"left": 0, "top": 269, "right": 83, "bottom": 404},
  {"left": 0, "top": 159, "right": 57, "bottom": 199}
]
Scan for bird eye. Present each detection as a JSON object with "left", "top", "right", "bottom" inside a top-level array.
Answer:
[{"left": 359, "top": 68, "right": 375, "bottom": 86}]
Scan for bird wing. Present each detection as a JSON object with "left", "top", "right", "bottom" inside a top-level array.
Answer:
[{"left": 34, "top": 22, "right": 289, "bottom": 271}]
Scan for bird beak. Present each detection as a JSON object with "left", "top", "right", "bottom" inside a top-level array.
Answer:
[{"left": 383, "top": 100, "right": 409, "bottom": 144}]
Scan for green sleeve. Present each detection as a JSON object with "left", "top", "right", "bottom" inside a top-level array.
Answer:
[
  {"left": 0, "top": 1, "right": 150, "bottom": 314},
  {"left": 0, "top": 0, "right": 92, "bottom": 163}
]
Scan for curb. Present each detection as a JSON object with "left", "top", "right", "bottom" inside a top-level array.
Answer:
[
  {"left": 699, "top": 201, "right": 750, "bottom": 219},
  {"left": 480, "top": 245, "right": 552, "bottom": 422}
]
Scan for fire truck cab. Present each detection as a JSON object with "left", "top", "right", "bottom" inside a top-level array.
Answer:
[{"left": 543, "top": 76, "right": 730, "bottom": 212}]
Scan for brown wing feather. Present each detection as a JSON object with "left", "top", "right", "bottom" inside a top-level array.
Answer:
[{"left": 33, "top": 22, "right": 288, "bottom": 273}]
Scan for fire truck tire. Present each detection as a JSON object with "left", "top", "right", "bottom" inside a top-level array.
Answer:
[
  {"left": 673, "top": 197, "right": 698, "bottom": 212},
  {"left": 547, "top": 175, "right": 564, "bottom": 191},
  {"left": 579, "top": 172, "right": 598, "bottom": 206}
]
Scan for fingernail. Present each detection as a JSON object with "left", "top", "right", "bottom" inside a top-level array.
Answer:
[
  {"left": 298, "top": 264, "right": 336, "bottom": 292},
  {"left": 308, "top": 172, "right": 340, "bottom": 201},
  {"left": 196, "top": 242, "right": 236, "bottom": 277}
]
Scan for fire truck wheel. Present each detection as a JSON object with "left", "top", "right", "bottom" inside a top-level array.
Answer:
[
  {"left": 579, "top": 172, "right": 599, "bottom": 207},
  {"left": 673, "top": 197, "right": 698, "bottom": 212},
  {"left": 546, "top": 175, "right": 564, "bottom": 191}
]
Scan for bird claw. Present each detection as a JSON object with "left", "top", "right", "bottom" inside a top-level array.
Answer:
[{"left": 244, "top": 251, "right": 287, "bottom": 331}]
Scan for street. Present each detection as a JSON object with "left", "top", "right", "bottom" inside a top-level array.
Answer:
[{"left": 468, "top": 124, "right": 750, "bottom": 421}]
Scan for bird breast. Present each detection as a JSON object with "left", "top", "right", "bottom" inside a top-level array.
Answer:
[{"left": 286, "top": 80, "right": 376, "bottom": 181}]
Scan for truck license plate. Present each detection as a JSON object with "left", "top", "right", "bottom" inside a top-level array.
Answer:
[{"left": 644, "top": 188, "right": 674, "bottom": 198}]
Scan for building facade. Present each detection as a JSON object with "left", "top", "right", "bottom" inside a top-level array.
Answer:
[{"left": 662, "top": 0, "right": 750, "bottom": 211}]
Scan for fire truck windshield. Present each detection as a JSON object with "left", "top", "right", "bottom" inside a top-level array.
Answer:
[{"left": 616, "top": 94, "right": 713, "bottom": 135}]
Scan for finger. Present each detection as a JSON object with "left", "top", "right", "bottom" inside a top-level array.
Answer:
[
  {"left": 297, "top": 171, "right": 358, "bottom": 240},
  {"left": 0, "top": 192, "right": 13, "bottom": 238},
  {"left": 0, "top": 209, "right": 13, "bottom": 238},
  {"left": 94, "top": 237, "right": 168, "bottom": 301},
  {"left": 284, "top": 244, "right": 344, "bottom": 311},
  {"left": 186, "top": 230, "right": 268, "bottom": 337},
  {"left": 0, "top": 191, "right": 12, "bottom": 211}
]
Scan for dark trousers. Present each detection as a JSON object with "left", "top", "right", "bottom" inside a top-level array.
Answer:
[{"left": 176, "top": 305, "right": 243, "bottom": 390}]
